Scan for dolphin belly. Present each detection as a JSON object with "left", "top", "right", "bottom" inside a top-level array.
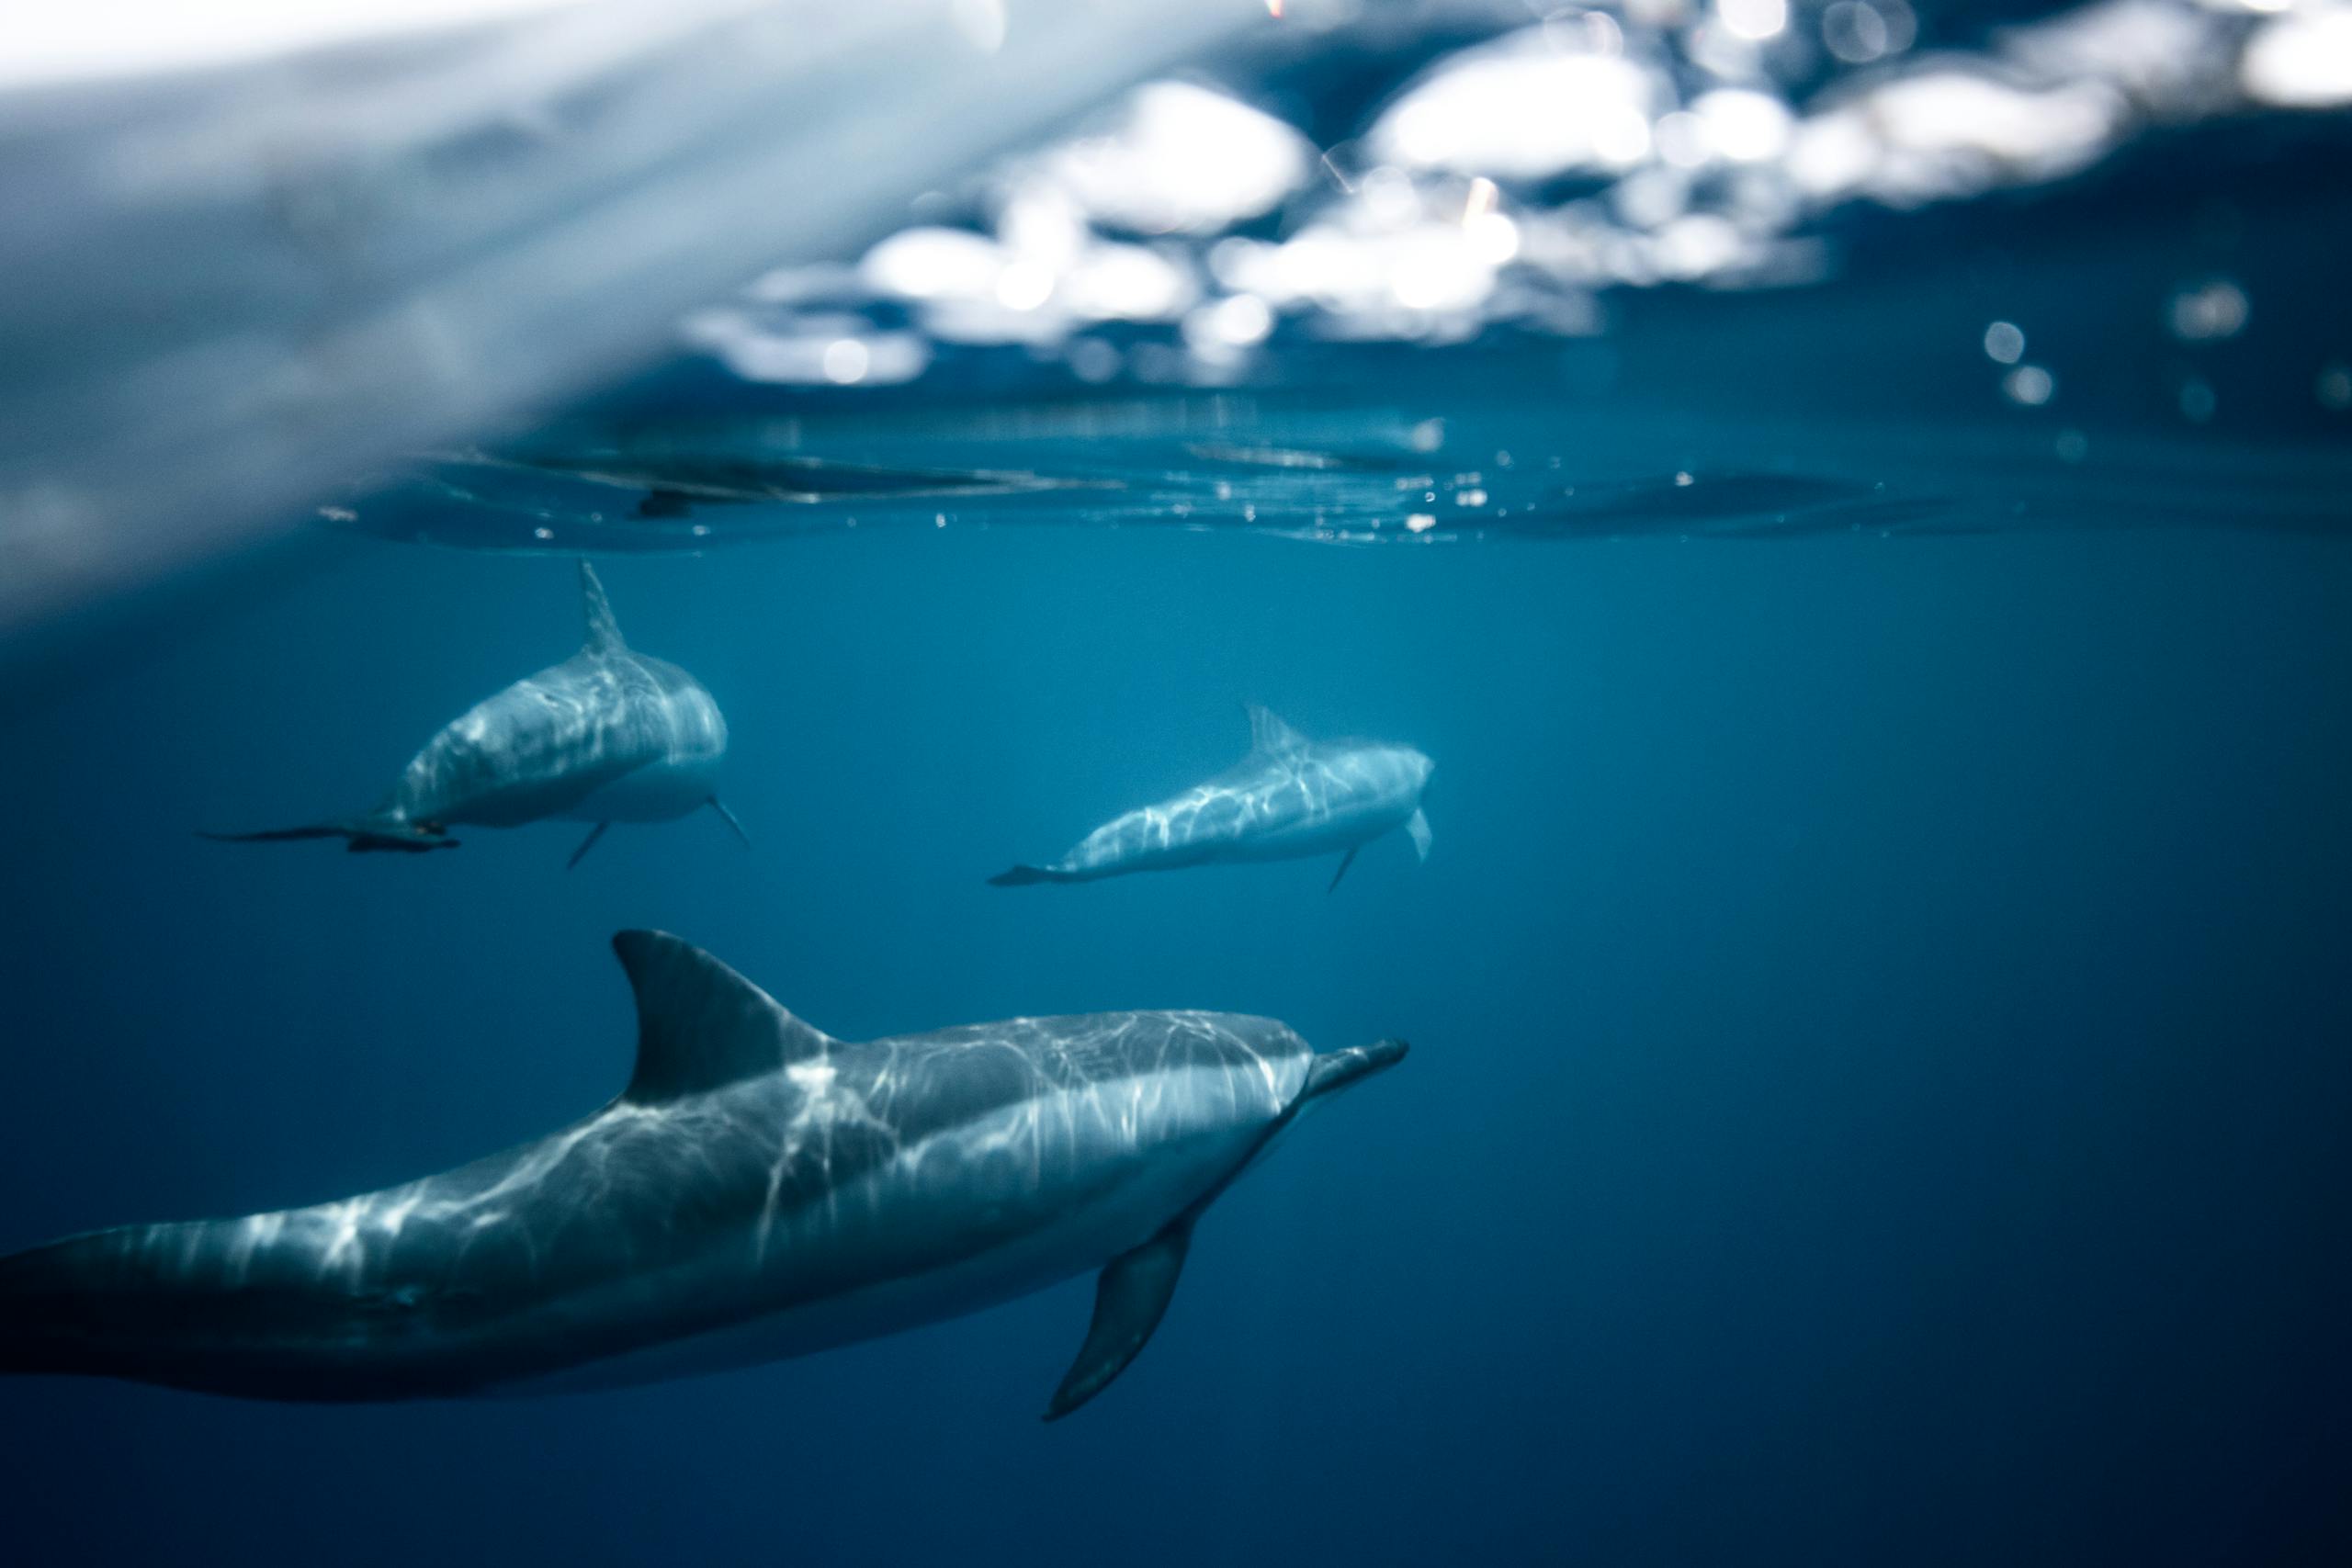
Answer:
[
  {"left": 433, "top": 771, "right": 621, "bottom": 828},
  {"left": 1092, "top": 791, "right": 1411, "bottom": 873},
  {"left": 557, "top": 755, "right": 719, "bottom": 823},
  {"left": 492, "top": 1115, "right": 1259, "bottom": 1395},
  {"left": 397, "top": 692, "right": 647, "bottom": 828},
  {"left": 490, "top": 1048, "right": 1281, "bottom": 1393},
  {"left": 1213, "top": 797, "right": 1416, "bottom": 863}
]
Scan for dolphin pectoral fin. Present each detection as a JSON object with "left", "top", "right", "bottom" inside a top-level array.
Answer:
[
  {"left": 707, "top": 797, "right": 752, "bottom": 848},
  {"left": 1405, "top": 807, "right": 1432, "bottom": 863},
  {"left": 1045, "top": 1220, "right": 1193, "bottom": 1422},
  {"left": 566, "top": 822, "right": 611, "bottom": 870},
  {"left": 1327, "top": 845, "right": 1360, "bottom": 893}
]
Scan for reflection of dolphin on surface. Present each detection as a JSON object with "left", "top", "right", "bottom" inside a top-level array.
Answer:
[
  {"left": 992, "top": 705, "right": 1433, "bottom": 892},
  {"left": 0, "top": 931, "right": 1407, "bottom": 1419},
  {"left": 204, "top": 562, "right": 742, "bottom": 865}
]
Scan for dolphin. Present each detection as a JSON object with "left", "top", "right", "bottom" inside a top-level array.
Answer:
[
  {"left": 0, "top": 931, "right": 1406, "bottom": 1418},
  {"left": 203, "top": 562, "right": 743, "bottom": 865},
  {"left": 991, "top": 705, "right": 1433, "bottom": 892}
]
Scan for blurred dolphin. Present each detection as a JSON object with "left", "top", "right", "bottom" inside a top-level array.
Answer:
[
  {"left": 0, "top": 931, "right": 1406, "bottom": 1418},
  {"left": 992, "top": 705, "right": 1432, "bottom": 892},
  {"left": 203, "top": 563, "right": 742, "bottom": 864}
]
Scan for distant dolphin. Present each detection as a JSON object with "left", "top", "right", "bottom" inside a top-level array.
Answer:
[
  {"left": 204, "top": 562, "right": 742, "bottom": 864},
  {"left": 0, "top": 932, "right": 1406, "bottom": 1418},
  {"left": 992, "top": 705, "right": 1433, "bottom": 892}
]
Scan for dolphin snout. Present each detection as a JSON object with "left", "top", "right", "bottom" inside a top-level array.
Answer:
[{"left": 1301, "top": 1037, "right": 1409, "bottom": 1102}]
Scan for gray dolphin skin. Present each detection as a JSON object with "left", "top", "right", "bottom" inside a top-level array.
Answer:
[
  {"left": 203, "top": 562, "right": 743, "bottom": 864},
  {"left": 992, "top": 705, "right": 1433, "bottom": 892},
  {"left": 0, "top": 932, "right": 1406, "bottom": 1418}
]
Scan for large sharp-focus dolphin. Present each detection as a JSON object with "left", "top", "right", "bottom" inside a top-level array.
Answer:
[
  {"left": 992, "top": 705, "right": 1433, "bottom": 892},
  {"left": 0, "top": 932, "right": 1406, "bottom": 1417},
  {"left": 204, "top": 563, "right": 742, "bottom": 864}
]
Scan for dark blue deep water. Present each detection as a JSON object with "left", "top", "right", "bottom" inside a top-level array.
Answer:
[
  {"left": 5, "top": 4, "right": 2352, "bottom": 1553},
  {"left": 3, "top": 490, "right": 2349, "bottom": 1561}
]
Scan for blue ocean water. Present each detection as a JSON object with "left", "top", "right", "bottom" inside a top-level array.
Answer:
[
  {"left": 3, "top": 465, "right": 2348, "bottom": 1559},
  {"left": 6, "top": 0, "right": 2352, "bottom": 1551}
]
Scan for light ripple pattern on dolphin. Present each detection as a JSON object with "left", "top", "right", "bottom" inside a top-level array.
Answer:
[
  {"left": 0, "top": 933, "right": 1408, "bottom": 1417},
  {"left": 991, "top": 704, "right": 1433, "bottom": 890},
  {"left": 201, "top": 561, "right": 739, "bottom": 862}
]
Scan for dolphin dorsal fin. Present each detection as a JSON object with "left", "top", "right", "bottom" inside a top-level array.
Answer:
[
  {"left": 580, "top": 561, "right": 626, "bottom": 655},
  {"left": 1244, "top": 704, "right": 1309, "bottom": 757},
  {"left": 611, "top": 931, "right": 833, "bottom": 1102}
]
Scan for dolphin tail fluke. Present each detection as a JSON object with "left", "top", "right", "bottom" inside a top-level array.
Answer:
[
  {"left": 987, "top": 863, "right": 1080, "bottom": 887},
  {"left": 198, "top": 825, "right": 350, "bottom": 844},
  {"left": 1044, "top": 1218, "right": 1193, "bottom": 1421},
  {"left": 198, "top": 819, "right": 457, "bottom": 854},
  {"left": 1327, "top": 846, "right": 1360, "bottom": 893},
  {"left": 707, "top": 797, "right": 752, "bottom": 848}
]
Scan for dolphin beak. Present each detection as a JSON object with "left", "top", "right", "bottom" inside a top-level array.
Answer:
[{"left": 1301, "top": 1037, "right": 1409, "bottom": 1102}]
